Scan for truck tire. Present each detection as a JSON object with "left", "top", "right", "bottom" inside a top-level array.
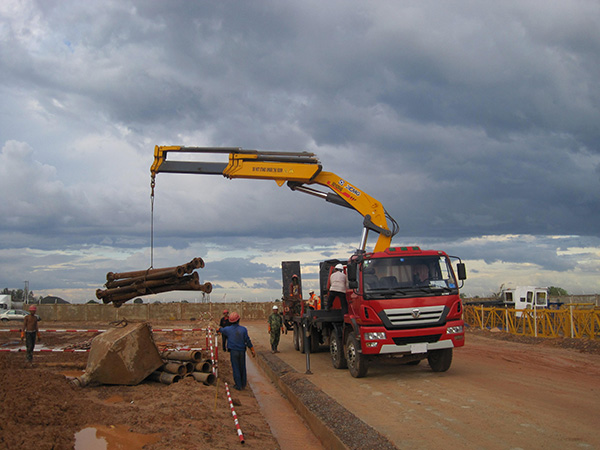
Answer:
[
  {"left": 346, "top": 332, "right": 368, "bottom": 378},
  {"left": 427, "top": 348, "right": 453, "bottom": 372},
  {"left": 293, "top": 323, "right": 300, "bottom": 351},
  {"left": 330, "top": 331, "right": 347, "bottom": 369}
]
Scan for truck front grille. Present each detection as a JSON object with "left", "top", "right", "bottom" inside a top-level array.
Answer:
[{"left": 383, "top": 305, "right": 445, "bottom": 327}]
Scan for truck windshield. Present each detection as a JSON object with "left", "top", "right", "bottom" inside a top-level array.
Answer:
[{"left": 362, "top": 255, "right": 458, "bottom": 298}]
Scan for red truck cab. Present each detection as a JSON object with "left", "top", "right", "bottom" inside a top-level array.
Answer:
[{"left": 338, "top": 246, "right": 466, "bottom": 377}]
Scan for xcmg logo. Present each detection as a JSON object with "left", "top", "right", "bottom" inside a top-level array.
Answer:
[{"left": 338, "top": 180, "right": 361, "bottom": 197}]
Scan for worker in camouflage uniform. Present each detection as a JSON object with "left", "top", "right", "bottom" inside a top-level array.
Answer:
[{"left": 267, "top": 305, "right": 284, "bottom": 353}]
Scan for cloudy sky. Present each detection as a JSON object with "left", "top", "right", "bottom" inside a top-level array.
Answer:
[{"left": 1, "top": 0, "right": 599, "bottom": 303}]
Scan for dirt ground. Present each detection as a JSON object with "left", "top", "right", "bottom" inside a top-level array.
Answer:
[
  {"left": 0, "top": 319, "right": 279, "bottom": 450},
  {"left": 1, "top": 319, "right": 600, "bottom": 450}
]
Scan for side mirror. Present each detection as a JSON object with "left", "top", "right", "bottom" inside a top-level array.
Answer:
[
  {"left": 456, "top": 263, "right": 467, "bottom": 280},
  {"left": 347, "top": 262, "right": 358, "bottom": 289}
]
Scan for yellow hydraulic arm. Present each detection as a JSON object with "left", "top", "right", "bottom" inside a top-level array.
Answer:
[{"left": 151, "top": 146, "right": 398, "bottom": 252}]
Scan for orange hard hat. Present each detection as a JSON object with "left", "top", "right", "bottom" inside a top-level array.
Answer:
[
  {"left": 223, "top": 309, "right": 228, "bottom": 314},
  {"left": 28, "top": 305, "right": 37, "bottom": 311},
  {"left": 228, "top": 312, "right": 240, "bottom": 322}
]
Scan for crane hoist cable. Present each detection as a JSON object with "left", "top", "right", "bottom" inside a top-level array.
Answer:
[{"left": 150, "top": 174, "right": 156, "bottom": 269}]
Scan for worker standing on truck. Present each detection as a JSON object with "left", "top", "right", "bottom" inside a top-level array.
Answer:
[
  {"left": 267, "top": 305, "right": 284, "bottom": 353},
  {"left": 289, "top": 274, "right": 302, "bottom": 314},
  {"left": 217, "top": 312, "right": 256, "bottom": 390},
  {"left": 327, "top": 264, "right": 348, "bottom": 314},
  {"left": 308, "top": 290, "right": 321, "bottom": 310},
  {"left": 21, "top": 305, "right": 40, "bottom": 363},
  {"left": 219, "top": 310, "right": 231, "bottom": 352}
]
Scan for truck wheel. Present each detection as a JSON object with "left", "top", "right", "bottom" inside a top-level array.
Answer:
[
  {"left": 427, "top": 348, "right": 453, "bottom": 372},
  {"left": 293, "top": 323, "right": 300, "bottom": 351},
  {"left": 330, "top": 332, "right": 347, "bottom": 369},
  {"left": 346, "top": 332, "right": 368, "bottom": 378}
]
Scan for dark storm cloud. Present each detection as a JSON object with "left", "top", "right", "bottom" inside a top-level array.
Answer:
[{"left": 1, "top": 0, "right": 600, "bottom": 298}]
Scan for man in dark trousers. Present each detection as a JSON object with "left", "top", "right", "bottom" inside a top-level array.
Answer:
[
  {"left": 267, "top": 305, "right": 284, "bottom": 353},
  {"left": 218, "top": 312, "right": 255, "bottom": 390},
  {"left": 219, "top": 310, "right": 231, "bottom": 352},
  {"left": 21, "top": 305, "right": 40, "bottom": 363}
]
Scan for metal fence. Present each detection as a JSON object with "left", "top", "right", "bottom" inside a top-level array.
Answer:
[{"left": 464, "top": 305, "right": 600, "bottom": 339}]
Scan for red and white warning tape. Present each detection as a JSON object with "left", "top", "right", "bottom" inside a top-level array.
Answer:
[
  {"left": 0, "top": 328, "right": 208, "bottom": 333},
  {"left": 213, "top": 335, "right": 218, "bottom": 377},
  {"left": 0, "top": 329, "right": 105, "bottom": 333},
  {"left": 0, "top": 346, "right": 204, "bottom": 353},
  {"left": 152, "top": 328, "right": 208, "bottom": 332},
  {"left": 224, "top": 382, "right": 245, "bottom": 444},
  {"left": 0, "top": 348, "right": 90, "bottom": 353}
]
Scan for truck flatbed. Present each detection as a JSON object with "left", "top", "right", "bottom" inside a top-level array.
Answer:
[{"left": 303, "top": 309, "right": 344, "bottom": 323}]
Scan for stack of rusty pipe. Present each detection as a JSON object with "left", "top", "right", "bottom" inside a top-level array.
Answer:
[
  {"left": 96, "top": 258, "right": 212, "bottom": 307},
  {"left": 149, "top": 349, "right": 215, "bottom": 385}
]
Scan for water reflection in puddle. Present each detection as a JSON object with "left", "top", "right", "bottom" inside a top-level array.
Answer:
[{"left": 74, "top": 425, "right": 161, "bottom": 450}]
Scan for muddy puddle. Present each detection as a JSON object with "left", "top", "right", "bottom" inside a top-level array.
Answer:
[{"left": 74, "top": 424, "right": 161, "bottom": 449}]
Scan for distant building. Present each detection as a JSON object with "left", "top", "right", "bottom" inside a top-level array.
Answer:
[{"left": 40, "top": 296, "right": 70, "bottom": 304}]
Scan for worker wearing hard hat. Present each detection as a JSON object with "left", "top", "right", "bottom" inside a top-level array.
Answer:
[
  {"left": 219, "top": 310, "right": 231, "bottom": 352},
  {"left": 22, "top": 305, "right": 40, "bottom": 363},
  {"left": 308, "top": 290, "right": 321, "bottom": 310},
  {"left": 326, "top": 263, "right": 348, "bottom": 314},
  {"left": 217, "top": 312, "right": 256, "bottom": 390},
  {"left": 267, "top": 305, "right": 284, "bottom": 353}
]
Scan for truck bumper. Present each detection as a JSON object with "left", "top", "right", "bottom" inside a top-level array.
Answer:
[
  {"left": 361, "top": 321, "right": 465, "bottom": 356},
  {"left": 378, "top": 339, "right": 453, "bottom": 354}
]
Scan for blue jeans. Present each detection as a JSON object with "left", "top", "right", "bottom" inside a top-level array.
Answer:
[{"left": 229, "top": 349, "right": 247, "bottom": 389}]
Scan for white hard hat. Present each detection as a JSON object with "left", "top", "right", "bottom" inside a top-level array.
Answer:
[
  {"left": 335, "top": 263, "right": 343, "bottom": 270},
  {"left": 273, "top": 305, "right": 278, "bottom": 310}
]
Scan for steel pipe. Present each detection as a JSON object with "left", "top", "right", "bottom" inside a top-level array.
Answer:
[
  {"left": 161, "top": 350, "right": 202, "bottom": 362},
  {"left": 106, "top": 257, "right": 204, "bottom": 282},
  {"left": 162, "top": 362, "right": 186, "bottom": 375},
  {"left": 191, "top": 372, "right": 216, "bottom": 385},
  {"left": 107, "top": 266, "right": 184, "bottom": 282},
  {"left": 195, "top": 360, "right": 213, "bottom": 373},
  {"left": 99, "top": 258, "right": 211, "bottom": 307},
  {"left": 148, "top": 371, "right": 181, "bottom": 385}
]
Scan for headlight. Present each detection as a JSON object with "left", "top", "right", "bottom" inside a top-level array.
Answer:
[
  {"left": 363, "top": 331, "right": 387, "bottom": 341},
  {"left": 447, "top": 325, "right": 464, "bottom": 334}
]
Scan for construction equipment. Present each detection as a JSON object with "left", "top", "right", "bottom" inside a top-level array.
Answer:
[
  {"left": 151, "top": 147, "right": 399, "bottom": 253},
  {"left": 150, "top": 147, "right": 467, "bottom": 377},
  {"left": 96, "top": 258, "right": 212, "bottom": 307}
]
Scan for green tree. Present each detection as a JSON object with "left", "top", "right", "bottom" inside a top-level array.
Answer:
[{"left": 548, "top": 286, "right": 568, "bottom": 296}]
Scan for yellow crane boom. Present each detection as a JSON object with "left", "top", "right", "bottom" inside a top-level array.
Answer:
[{"left": 150, "top": 146, "right": 398, "bottom": 252}]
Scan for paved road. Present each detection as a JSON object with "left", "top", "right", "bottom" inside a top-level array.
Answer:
[{"left": 245, "top": 321, "right": 600, "bottom": 449}]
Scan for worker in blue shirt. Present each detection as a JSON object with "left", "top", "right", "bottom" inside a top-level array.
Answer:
[{"left": 218, "top": 312, "right": 256, "bottom": 390}]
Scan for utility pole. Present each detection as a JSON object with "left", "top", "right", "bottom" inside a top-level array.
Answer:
[{"left": 24, "top": 281, "right": 29, "bottom": 305}]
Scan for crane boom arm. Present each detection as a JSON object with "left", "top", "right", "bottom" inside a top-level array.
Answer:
[{"left": 151, "top": 146, "right": 398, "bottom": 252}]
